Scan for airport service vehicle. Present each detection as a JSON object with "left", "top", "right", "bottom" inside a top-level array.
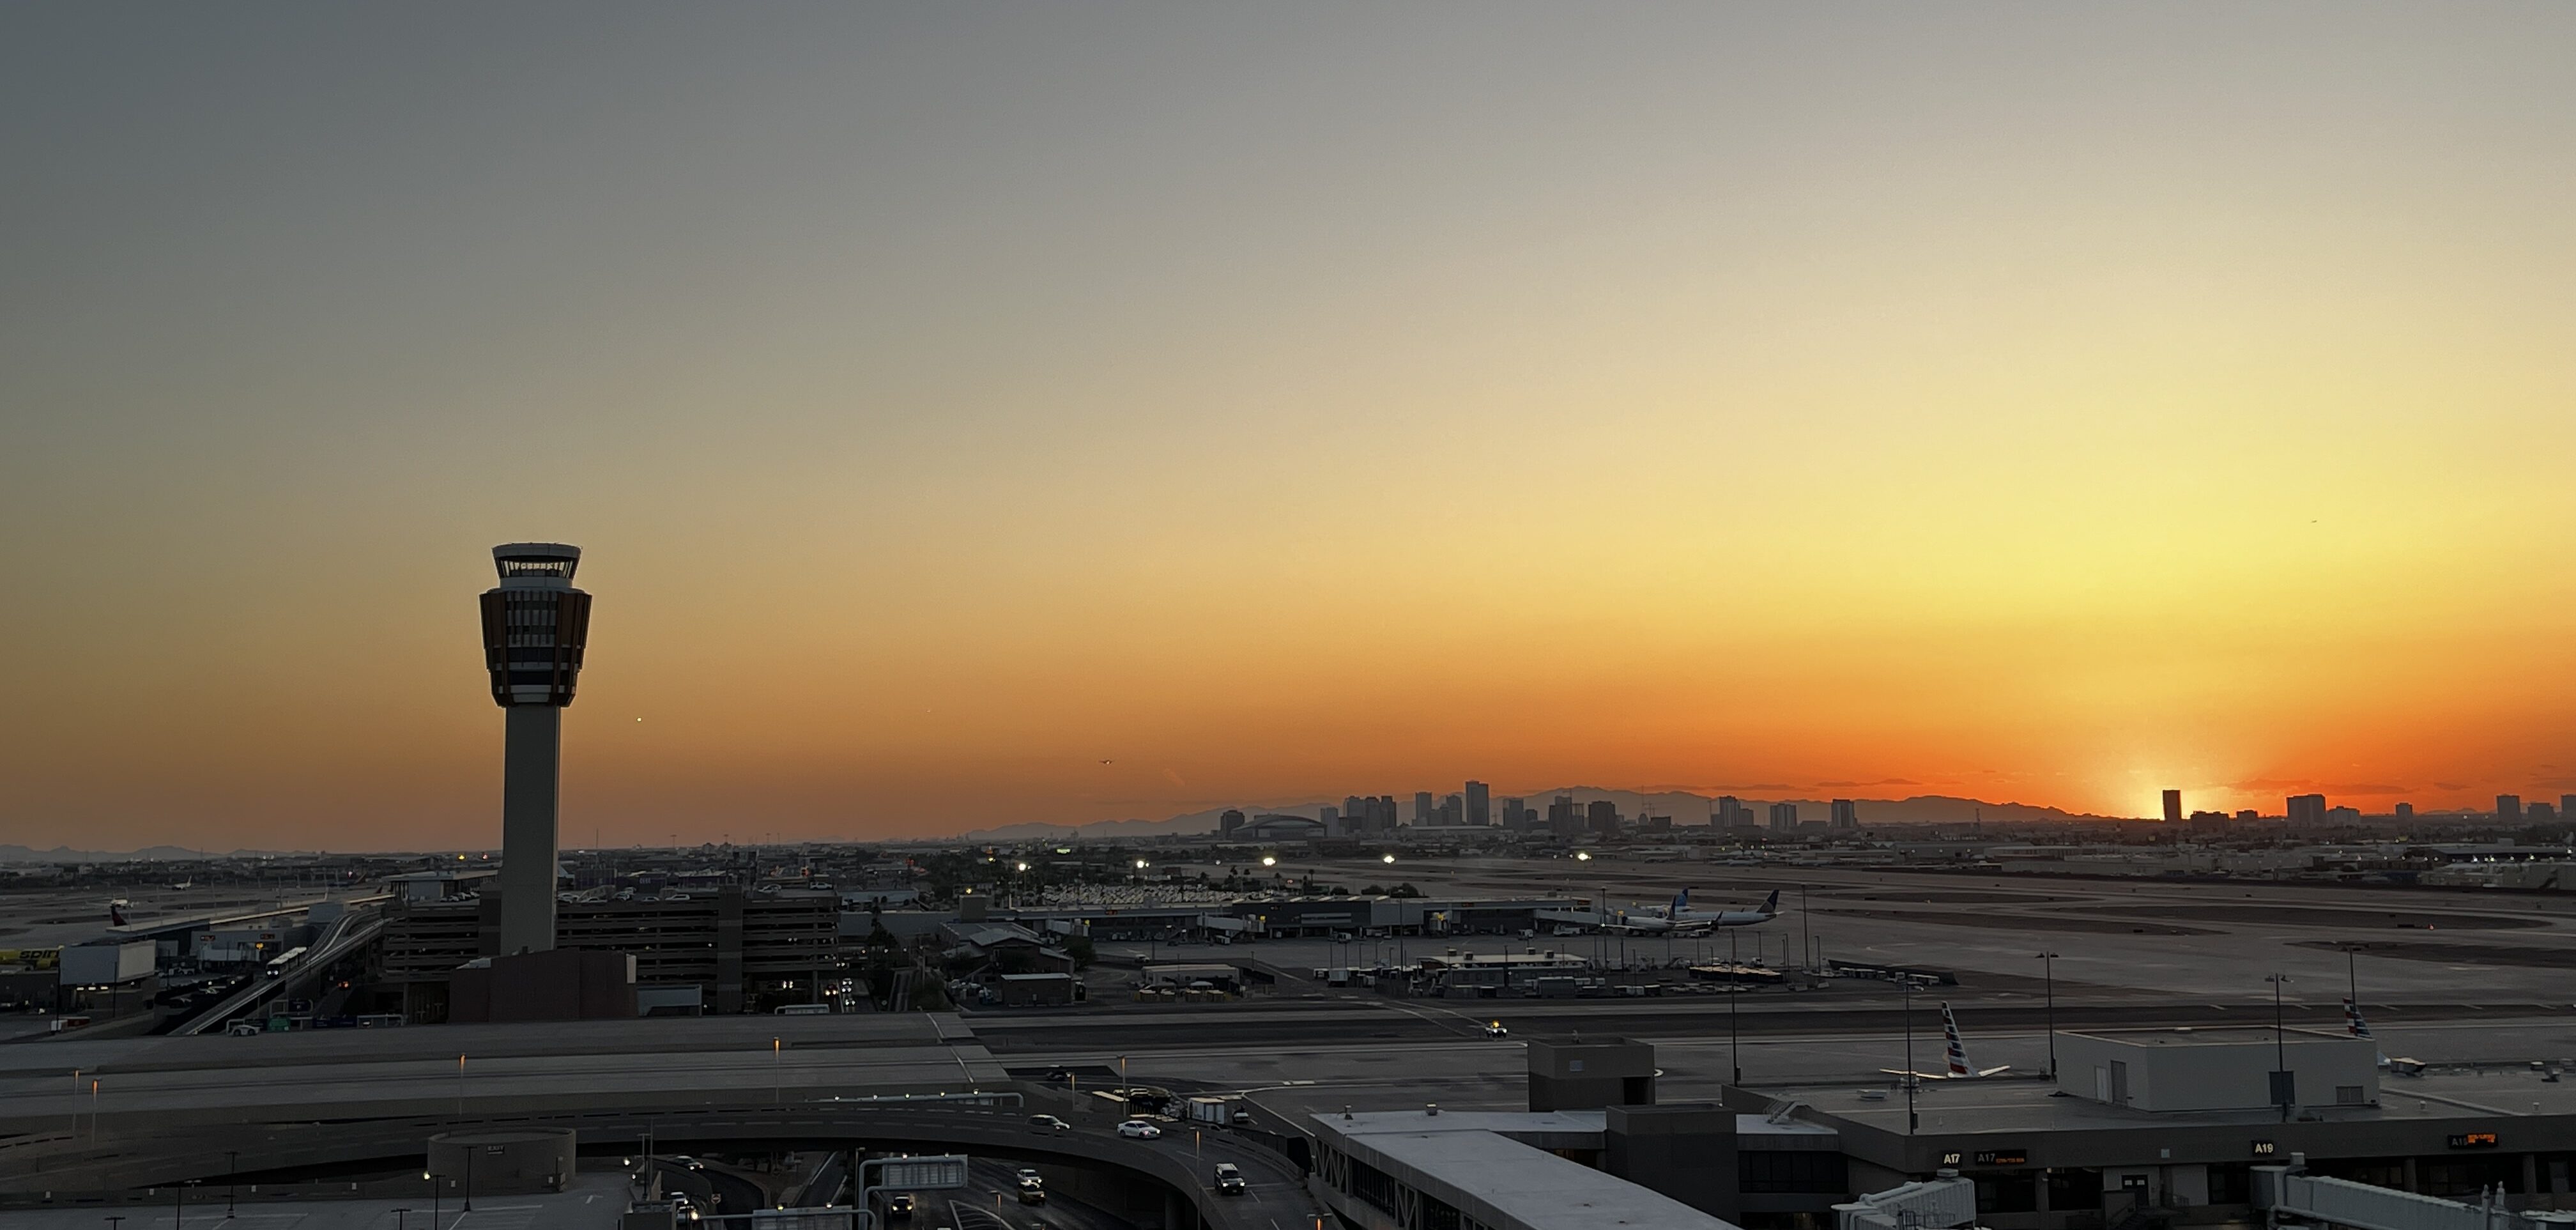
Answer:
[
  {"left": 1614, "top": 889, "right": 1779, "bottom": 935},
  {"left": 1117, "top": 1119, "right": 1163, "bottom": 1140},
  {"left": 884, "top": 1193, "right": 915, "bottom": 1220},
  {"left": 1029, "top": 1114, "right": 1071, "bottom": 1132},
  {"left": 1880, "top": 1003, "right": 2011, "bottom": 1082},
  {"left": 1213, "top": 1164, "right": 1247, "bottom": 1195},
  {"left": 1485, "top": 1020, "right": 1510, "bottom": 1038}
]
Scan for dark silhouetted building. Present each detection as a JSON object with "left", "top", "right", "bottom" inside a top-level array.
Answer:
[
  {"left": 1220, "top": 808, "right": 1246, "bottom": 837},
  {"left": 1829, "top": 799, "right": 1859, "bottom": 829},
  {"left": 1547, "top": 796, "right": 1583, "bottom": 836},
  {"left": 2498, "top": 794, "right": 2524, "bottom": 822},
  {"left": 1713, "top": 796, "right": 1750, "bottom": 827},
  {"left": 1466, "top": 780, "right": 1491, "bottom": 826},
  {"left": 1768, "top": 802, "right": 1798, "bottom": 831},
  {"left": 1414, "top": 791, "right": 1436, "bottom": 826},
  {"left": 1587, "top": 799, "right": 1620, "bottom": 836},
  {"left": 2285, "top": 794, "right": 2327, "bottom": 826},
  {"left": 2395, "top": 802, "right": 2415, "bottom": 820},
  {"left": 2162, "top": 789, "right": 2183, "bottom": 826}
]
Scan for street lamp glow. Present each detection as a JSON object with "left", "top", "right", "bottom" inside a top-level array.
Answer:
[
  {"left": 1381, "top": 854, "right": 1396, "bottom": 864},
  {"left": 1135, "top": 859, "right": 1149, "bottom": 869},
  {"left": 1261, "top": 856, "right": 1276, "bottom": 867},
  {"left": 1575, "top": 851, "right": 1591, "bottom": 861},
  {"left": 1015, "top": 862, "right": 1029, "bottom": 872}
]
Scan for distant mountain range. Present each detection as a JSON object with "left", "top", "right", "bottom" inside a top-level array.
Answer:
[{"left": 947, "top": 789, "right": 2137, "bottom": 841}]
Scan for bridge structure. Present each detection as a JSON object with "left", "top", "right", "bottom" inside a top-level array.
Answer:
[{"left": 0, "top": 1011, "right": 1324, "bottom": 1230}]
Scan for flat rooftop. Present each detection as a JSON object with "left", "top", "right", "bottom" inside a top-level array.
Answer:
[
  {"left": 1318, "top": 1109, "right": 1740, "bottom": 1230},
  {"left": 1768, "top": 1068, "right": 2576, "bottom": 1135}
]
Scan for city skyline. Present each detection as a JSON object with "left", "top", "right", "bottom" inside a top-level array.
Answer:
[{"left": 7, "top": 6, "right": 2576, "bottom": 850}]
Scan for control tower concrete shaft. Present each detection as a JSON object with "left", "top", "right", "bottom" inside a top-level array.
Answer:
[{"left": 477, "top": 543, "right": 593, "bottom": 955}]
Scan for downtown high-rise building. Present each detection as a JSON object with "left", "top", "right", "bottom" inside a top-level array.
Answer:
[
  {"left": 1830, "top": 799, "right": 1859, "bottom": 829},
  {"left": 1768, "top": 801, "right": 1799, "bottom": 831},
  {"left": 2498, "top": 794, "right": 2525, "bottom": 822},
  {"left": 2161, "top": 789, "right": 2183, "bottom": 826},
  {"left": 1586, "top": 799, "right": 1620, "bottom": 836},
  {"left": 1465, "top": 780, "right": 1491, "bottom": 826},
  {"left": 1414, "top": 791, "right": 1437, "bottom": 826},
  {"left": 2285, "top": 794, "right": 2327, "bottom": 826},
  {"left": 1713, "top": 796, "right": 1750, "bottom": 827}
]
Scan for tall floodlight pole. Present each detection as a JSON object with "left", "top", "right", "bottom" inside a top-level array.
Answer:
[
  {"left": 2037, "top": 950, "right": 2060, "bottom": 1079},
  {"left": 2267, "top": 973, "right": 2293, "bottom": 1123},
  {"left": 479, "top": 543, "right": 593, "bottom": 955},
  {"left": 1902, "top": 976, "right": 1920, "bottom": 1133},
  {"left": 1729, "top": 926, "right": 1742, "bottom": 1086}
]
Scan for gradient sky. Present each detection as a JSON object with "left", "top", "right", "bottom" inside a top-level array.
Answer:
[{"left": 6, "top": 4, "right": 2575, "bottom": 851}]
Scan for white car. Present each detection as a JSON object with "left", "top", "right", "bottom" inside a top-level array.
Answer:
[{"left": 1117, "top": 1119, "right": 1163, "bottom": 1140}]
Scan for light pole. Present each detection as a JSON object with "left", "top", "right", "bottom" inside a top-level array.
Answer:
[
  {"left": 426, "top": 1170, "right": 442, "bottom": 1226},
  {"left": 774, "top": 1037, "right": 783, "bottom": 1105},
  {"left": 2267, "top": 973, "right": 2293, "bottom": 1123},
  {"left": 1728, "top": 926, "right": 1742, "bottom": 1086},
  {"left": 227, "top": 1149, "right": 239, "bottom": 1215},
  {"left": 464, "top": 1146, "right": 475, "bottom": 1212},
  {"left": 1800, "top": 884, "right": 1812, "bottom": 972},
  {"left": 1901, "top": 976, "right": 1920, "bottom": 1134},
  {"left": 2036, "top": 951, "right": 2060, "bottom": 1079},
  {"left": 456, "top": 1054, "right": 466, "bottom": 1117}
]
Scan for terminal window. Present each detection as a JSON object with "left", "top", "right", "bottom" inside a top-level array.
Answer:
[{"left": 1739, "top": 1151, "right": 1848, "bottom": 1195}]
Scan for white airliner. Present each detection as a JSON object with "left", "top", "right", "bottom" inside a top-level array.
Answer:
[
  {"left": 1614, "top": 888, "right": 1779, "bottom": 934},
  {"left": 1882, "top": 1003, "right": 2011, "bottom": 1082}
]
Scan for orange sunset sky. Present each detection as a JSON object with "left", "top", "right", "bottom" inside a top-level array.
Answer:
[{"left": 4, "top": 6, "right": 2574, "bottom": 851}]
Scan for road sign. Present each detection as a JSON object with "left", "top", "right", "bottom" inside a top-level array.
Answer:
[{"left": 868, "top": 1156, "right": 969, "bottom": 1192}]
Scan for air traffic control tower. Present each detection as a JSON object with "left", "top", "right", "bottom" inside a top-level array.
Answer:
[{"left": 478, "top": 542, "right": 592, "bottom": 955}]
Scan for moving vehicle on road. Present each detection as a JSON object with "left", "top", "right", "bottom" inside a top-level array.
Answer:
[
  {"left": 1029, "top": 1114, "right": 1071, "bottom": 1132},
  {"left": 1117, "top": 1119, "right": 1163, "bottom": 1139},
  {"left": 884, "top": 1193, "right": 915, "bottom": 1220},
  {"left": 1213, "top": 1163, "right": 1246, "bottom": 1195},
  {"left": 1485, "top": 1020, "right": 1510, "bottom": 1038}
]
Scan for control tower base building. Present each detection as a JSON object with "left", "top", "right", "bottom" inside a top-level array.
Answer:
[{"left": 478, "top": 543, "right": 593, "bottom": 956}]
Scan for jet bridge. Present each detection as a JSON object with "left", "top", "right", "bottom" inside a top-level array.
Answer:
[{"left": 2253, "top": 1164, "right": 2576, "bottom": 1230}]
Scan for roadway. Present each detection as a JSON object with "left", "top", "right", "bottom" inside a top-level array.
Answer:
[{"left": 0, "top": 1101, "right": 1319, "bottom": 1230}]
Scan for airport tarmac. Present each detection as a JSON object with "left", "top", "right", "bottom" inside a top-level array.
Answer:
[{"left": 1240, "top": 856, "right": 2576, "bottom": 1004}]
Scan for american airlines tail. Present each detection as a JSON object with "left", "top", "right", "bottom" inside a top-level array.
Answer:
[
  {"left": 1943, "top": 1002, "right": 1972, "bottom": 1076},
  {"left": 2345, "top": 997, "right": 2373, "bottom": 1039}
]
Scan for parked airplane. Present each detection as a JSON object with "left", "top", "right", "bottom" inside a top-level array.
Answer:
[
  {"left": 1882, "top": 1003, "right": 2011, "bottom": 1082},
  {"left": 107, "top": 900, "right": 128, "bottom": 927},
  {"left": 2344, "top": 997, "right": 2373, "bottom": 1039},
  {"left": 1614, "top": 888, "right": 1779, "bottom": 934}
]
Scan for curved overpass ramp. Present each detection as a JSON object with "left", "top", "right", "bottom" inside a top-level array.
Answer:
[{"left": 0, "top": 1102, "right": 1319, "bottom": 1230}]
